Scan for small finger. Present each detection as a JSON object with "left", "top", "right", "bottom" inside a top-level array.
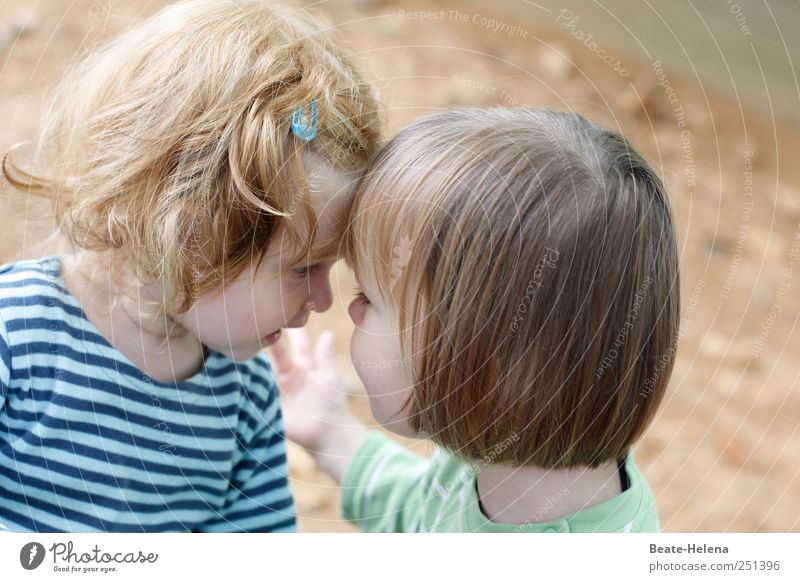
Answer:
[
  {"left": 314, "top": 329, "right": 337, "bottom": 369},
  {"left": 287, "top": 327, "right": 313, "bottom": 362},
  {"left": 266, "top": 334, "right": 293, "bottom": 374}
]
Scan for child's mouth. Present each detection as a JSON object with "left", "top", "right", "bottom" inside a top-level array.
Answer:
[{"left": 261, "top": 329, "right": 282, "bottom": 345}]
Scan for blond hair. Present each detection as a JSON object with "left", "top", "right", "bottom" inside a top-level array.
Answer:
[
  {"left": 346, "top": 107, "right": 679, "bottom": 469},
  {"left": 3, "top": 0, "right": 381, "bottom": 314}
]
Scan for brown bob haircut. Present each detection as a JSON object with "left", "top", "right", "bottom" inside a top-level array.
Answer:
[{"left": 346, "top": 107, "right": 680, "bottom": 469}]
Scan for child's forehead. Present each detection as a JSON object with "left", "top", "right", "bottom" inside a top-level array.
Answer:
[
  {"left": 308, "top": 230, "right": 344, "bottom": 262},
  {"left": 298, "top": 197, "right": 349, "bottom": 262},
  {"left": 262, "top": 213, "right": 345, "bottom": 265},
  {"left": 261, "top": 236, "right": 335, "bottom": 267},
  {"left": 303, "top": 151, "right": 355, "bottom": 250},
  {"left": 303, "top": 149, "right": 355, "bottom": 202},
  {"left": 254, "top": 151, "right": 353, "bottom": 265}
]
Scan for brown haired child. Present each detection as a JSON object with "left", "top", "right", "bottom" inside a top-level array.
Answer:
[{"left": 272, "top": 107, "right": 679, "bottom": 532}]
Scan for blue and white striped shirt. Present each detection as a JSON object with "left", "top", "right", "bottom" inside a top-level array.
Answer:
[{"left": 0, "top": 255, "right": 295, "bottom": 532}]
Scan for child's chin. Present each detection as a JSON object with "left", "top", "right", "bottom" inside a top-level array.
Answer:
[
  {"left": 377, "top": 416, "right": 419, "bottom": 439},
  {"left": 217, "top": 344, "right": 262, "bottom": 362}
]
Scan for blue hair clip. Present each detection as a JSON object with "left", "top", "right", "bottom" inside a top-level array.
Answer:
[{"left": 291, "top": 100, "right": 318, "bottom": 142}]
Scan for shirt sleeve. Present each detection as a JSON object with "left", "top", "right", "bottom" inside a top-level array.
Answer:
[
  {"left": 195, "top": 372, "right": 296, "bottom": 532},
  {"left": 341, "top": 430, "right": 436, "bottom": 532}
]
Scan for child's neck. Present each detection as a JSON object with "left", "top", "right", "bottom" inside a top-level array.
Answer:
[
  {"left": 475, "top": 458, "right": 623, "bottom": 525},
  {"left": 61, "top": 250, "right": 206, "bottom": 383}
]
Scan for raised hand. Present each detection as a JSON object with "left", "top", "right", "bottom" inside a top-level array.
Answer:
[
  {"left": 267, "top": 327, "right": 350, "bottom": 451},
  {"left": 267, "top": 327, "right": 369, "bottom": 483}
]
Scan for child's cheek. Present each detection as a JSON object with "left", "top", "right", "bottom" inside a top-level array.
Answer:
[{"left": 348, "top": 328, "right": 370, "bottom": 377}]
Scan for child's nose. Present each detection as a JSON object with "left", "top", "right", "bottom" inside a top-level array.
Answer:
[
  {"left": 308, "top": 273, "right": 333, "bottom": 313},
  {"left": 348, "top": 297, "right": 364, "bottom": 324}
]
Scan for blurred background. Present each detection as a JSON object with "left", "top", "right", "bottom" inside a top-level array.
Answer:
[{"left": 1, "top": 0, "right": 798, "bottom": 532}]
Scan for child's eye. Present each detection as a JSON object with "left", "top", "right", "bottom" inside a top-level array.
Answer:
[
  {"left": 353, "top": 286, "right": 370, "bottom": 304},
  {"left": 293, "top": 263, "right": 320, "bottom": 277}
]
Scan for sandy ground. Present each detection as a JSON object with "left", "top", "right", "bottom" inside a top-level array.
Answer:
[{"left": 1, "top": 0, "right": 798, "bottom": 532}]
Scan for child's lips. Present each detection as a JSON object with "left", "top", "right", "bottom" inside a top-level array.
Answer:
[{"left": 261, "top": 329, "right": 282, "bottom": 345}]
